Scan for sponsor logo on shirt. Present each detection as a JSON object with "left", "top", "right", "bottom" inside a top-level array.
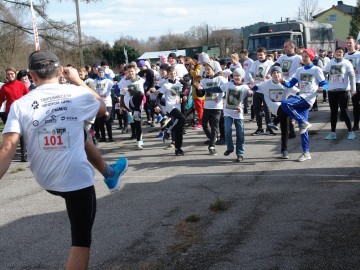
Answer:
[
  {"left": 45, "top": 115, "right": 57, "bottom": 124},
  {"left": 32, "top": 101, "right": 39, "bottom": 109},
  {"left": 60, "top": 116, "right": 78, "bottom": 121}
]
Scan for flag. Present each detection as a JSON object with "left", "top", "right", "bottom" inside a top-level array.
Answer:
[{"left": 29, "top": 0, "right": 40, "bottom": 51}]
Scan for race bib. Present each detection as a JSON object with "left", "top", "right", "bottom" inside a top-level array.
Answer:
[{"left": 38, "top": 126, "right": 70, "bottom": 151}]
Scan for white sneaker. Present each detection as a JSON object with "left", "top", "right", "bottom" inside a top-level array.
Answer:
[
  {"left": 348, "top": 131, "right": 356, "bottom": 140},
  {"left": 298, "top": 152, "right": 311, "bottom": 162},
  {"left": 299, "top": 121, "right": 312, "bottom": 134},
  {"left": 137, "top": 141, "right": 143, "bottom": 150}
]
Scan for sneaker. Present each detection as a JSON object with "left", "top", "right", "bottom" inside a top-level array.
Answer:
[
  {"left": 299, "top": 121, "right": 312, "bottom": 134},
  {"left": 150, "top": 121, "right": 155, "bottom": 127},
  {"left": 156, "top": 114, "right": 163, "bottom": 124},
  {"left": 133, "top": 111, "right": 141, "bottom": 121},
  {"left": 160, "top": 116, "right": 171, "bottom": 128},
  {"left": 20, "top": 155, "right": 27, "bottom": 162},
  {"left": 216, "top": 138, "right": 226, "bottom": 145},
  {"left": 352, "top": 124, "right": 359, "bottom": 131},
  {"left": 348, "top": 131, "right": 356, "bottom": 140},
  {"left": 265, "top": 128, "right": 276, "bottom": 136},
  {"left": 325, "top": 132, "right": 337, "bottom": 140},
  {"left": 175, "top": 148, "right": 185, "bottom": 156},
  {"left": 281, "top": 151, "right": 289, "bottom": 159},
  {"left": 104, "top": 157, "right": 128, "bottom": 192},
  {"left": 137, "top": 141, "right": 143, "bottom": 150},
  {"left": 121, "top": 128, "right": 128, "bottom": 134},
  {"left": 267, "top": 122, "right": 279, "bottom": 131},
  {"left": 192, "top": 124, "right": 202, "bottom": 130},
  {"left": 235, "top": 155, "right": 244, "bottom": 162},
  {"left": 166, "top": 143, "right": 175, "bottom": 149},
  {"left": 298, "top": 152, "right": 311, "bottom": 162},
  {"left": 322, "top": 99, "right": 327, "bottom": 103},
  {"left": 251, "top": 128, "right": 264, "bottom": 136},
  {"left": 224, "top": 149, "right": 233, "bottom": 156},
  {"left": 209, "top": 146, "right": 217, "bottom": 155}
]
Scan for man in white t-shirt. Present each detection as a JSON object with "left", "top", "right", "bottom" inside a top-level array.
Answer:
[{"left": 0, "top": 50, "right": 127, "bottom": 269}]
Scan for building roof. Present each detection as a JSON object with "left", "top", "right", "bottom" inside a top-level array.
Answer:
[
  {"left": 312, "top": 1, "right": 356, "bottom": 18},
  {"left": 138, "top": 50, "right": 186, "bottom": 60}
]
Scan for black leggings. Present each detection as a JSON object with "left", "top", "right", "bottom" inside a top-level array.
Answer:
[
  {"left": 47, "top": 186, "right": 96, "bottom": 248},
  {"left": 328, "top": 91, "right": 352, "bottom": 132}
]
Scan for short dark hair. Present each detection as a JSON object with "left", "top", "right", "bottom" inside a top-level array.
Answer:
[
  {"left": 257, "top": 47, "right": 267, "bottom": 54},
  {"left": 166, "top": 66, "right": 176, "bottom": 73}
]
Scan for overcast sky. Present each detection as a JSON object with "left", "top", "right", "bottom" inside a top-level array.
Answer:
[{"left": 45, "top": 0, "right": 357, "bottom": 44}]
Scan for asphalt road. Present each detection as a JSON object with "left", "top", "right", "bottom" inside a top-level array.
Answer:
[{"left": 1, "top": 101, "right": 360, "bottom": 270}]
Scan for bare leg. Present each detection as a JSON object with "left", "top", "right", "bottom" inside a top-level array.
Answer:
[
  {"left": 85, "top": 138, "right": 106, "bottom": 173},
  {"left": 65, "top": 246, "right": 90, "bottom": 270}
]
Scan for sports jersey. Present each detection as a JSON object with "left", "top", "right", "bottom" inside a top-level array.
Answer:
[
  {"left": 200, "top": 76, "right": 227, "bottom": 109},
  {"left": 3, "top": 83, "right": 100, "bottom": 192},
  {"left": 220, "top": 82, "right": 249, "bottom": 119}
]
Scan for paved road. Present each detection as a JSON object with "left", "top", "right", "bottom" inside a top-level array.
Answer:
[{"left": 1, "top": 102, "right": 360, "bottom": 270}]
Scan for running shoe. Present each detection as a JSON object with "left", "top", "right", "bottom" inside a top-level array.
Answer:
[
  {"left": 325, "top": 132, "right": 337, "bottom": 140},
  {"left": 298, "top": 152, "right": 311, "bottom": 162},
  {"left": 348, "top": 131, "right": 356, "bottom": 140},
  {"left": 104, "top": 157, "right": 128, "bottom": 192}
]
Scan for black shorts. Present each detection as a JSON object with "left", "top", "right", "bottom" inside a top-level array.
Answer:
[{"left": 47, "top": 186, "right": 96, "bottom": 247}]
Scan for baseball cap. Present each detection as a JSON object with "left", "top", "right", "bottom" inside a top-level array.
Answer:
[
  {"left": 138, "top": 60, "right": 146, "bottom": 68},
  {"left": 28, "top": 50, "right": 60, "bottom": 70}
]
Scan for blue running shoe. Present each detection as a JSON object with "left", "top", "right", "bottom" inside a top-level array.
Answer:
[
  {"left": 156, "top": 114, "right": 163, "bottom": 124},
  {"left": 104, "top": 157, "right": 128, "bottom": 192}
]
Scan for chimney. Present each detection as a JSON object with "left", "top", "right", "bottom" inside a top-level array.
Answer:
[{"left": 337, "top": 1, "right": 343, "bottom": 5}]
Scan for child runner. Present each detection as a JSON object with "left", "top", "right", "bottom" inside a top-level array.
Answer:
[
  {"left": 155, "top": 66, "right": 186, "bottom": 155},
  {"left": 280, "top": 48, "right": 328, "bottom": 161}
]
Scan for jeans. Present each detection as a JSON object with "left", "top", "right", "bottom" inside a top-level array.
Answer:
[{"left": 224, "top": 116, "right": 245, "bottom": 157}]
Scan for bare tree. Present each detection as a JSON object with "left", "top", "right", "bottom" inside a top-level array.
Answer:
[{"left": 297, "top": 0, "right": 322, "bottom": 21}]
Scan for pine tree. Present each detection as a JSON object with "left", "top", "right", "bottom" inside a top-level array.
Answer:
[{"left": 349, "top": 0, "right": 360, "bottom": 39}]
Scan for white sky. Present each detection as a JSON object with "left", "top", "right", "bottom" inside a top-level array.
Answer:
[{"left": 44, "top": 0, "right": 357, "bottom": 44}]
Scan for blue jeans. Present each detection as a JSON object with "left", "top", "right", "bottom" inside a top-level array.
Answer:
[
  {"left": 281, "top": 96, "right": 310, "bottom": 153},
  {"left": 224, "top": 116, "right": 245, "bottom": 157}
]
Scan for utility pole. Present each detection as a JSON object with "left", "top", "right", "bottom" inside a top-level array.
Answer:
[{"left": 75, "top": 0, "right": 84, "bottom": 66}]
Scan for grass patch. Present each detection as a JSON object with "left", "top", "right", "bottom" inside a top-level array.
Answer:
[
  {"left": 185, "top": 214, "right": 200, "bottom": 223},
  {"left": 209, "top": 199, "right": 228, "bottom": 212},
  {"left": 9, "top": 167, "right": 26, "bottom": 174}
]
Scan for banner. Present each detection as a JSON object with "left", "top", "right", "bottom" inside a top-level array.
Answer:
[{"left": 29, "top": 0, "right": 40, "bottom": 51}]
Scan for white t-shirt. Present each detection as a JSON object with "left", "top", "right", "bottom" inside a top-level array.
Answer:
[
  {"left": 221, "top": 82, "right": 249, "bottom": 119},
  {"left": 175, "top": 64, "right": 188, "bottom": 78},
  {"left": 159, "top": 80, "right": 183, "bottom": 113},
  {"left": 94, "top": 77, "right": 113, "bottom": 107},
  {"left": 292, "top": 66, "right": 325, "bottom": 105},
  {"left": 323, "top": 58, "right": 355, "bottom": 92},
  {"left": 120, "top": 77, "right": 145, "bottom": 110},
  {"left": 3, "top": 83, "right": 100, "bottom": 192},
  {"left": 344, "top": 51, "right": 360, "bottom": 82},
  {"left": 276, "top": 54, "right": 302, "bottom": 80},
  {"left": 200, "top": 76, "right": 227, "bottom": 109},
  {"left": 242, "top": 58, "right": 254, "bottom": 83},
  {"left": 256, "top": 80, "right": 299, "bottom": 115},
  {"left": 249, "top": 60, "right": 273, "bottom": 84}
]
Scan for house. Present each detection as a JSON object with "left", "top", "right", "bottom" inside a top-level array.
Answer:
[{"left": 312, "top": 1, "right": 356, "bottom": 47}]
